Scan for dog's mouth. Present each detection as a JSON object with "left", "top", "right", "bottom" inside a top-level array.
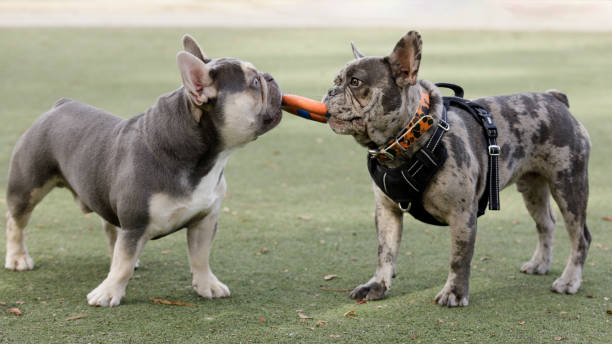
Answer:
[{"left": 328, "top": 115, "right": 365, "bottom": 135}]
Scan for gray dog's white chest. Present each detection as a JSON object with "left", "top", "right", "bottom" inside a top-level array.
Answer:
[{"left": 145, "top": 151, "right": 231, "bottom": 239}]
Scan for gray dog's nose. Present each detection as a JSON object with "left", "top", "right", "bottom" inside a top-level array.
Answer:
[{"left": 263, "top": 73, "right": 274, "bottom": 82}]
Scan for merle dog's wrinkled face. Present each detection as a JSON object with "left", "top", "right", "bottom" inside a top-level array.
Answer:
[
  {"left": 323, "top": 31, "right": 423, "bottom": 149},
  {"left": 177, "top": 35, "right": 282, "bottom": 149}
]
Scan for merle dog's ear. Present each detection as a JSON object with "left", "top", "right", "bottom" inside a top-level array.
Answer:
[
  {"left": 351, "top": 41, "right": 365, "bottom": 59},
  {"left": 386, "top": 31, "right": 422, "bottom": 87},
  {"left": 177, "top": 51, "right": 217, "bottom": 113},
  {"left": 182, "top": 34, "right": 211, "bottom": 63}
]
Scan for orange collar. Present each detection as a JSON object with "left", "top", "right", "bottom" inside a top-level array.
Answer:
[{"left": 368, "top": 88, "right": 435, "bottom": 162}]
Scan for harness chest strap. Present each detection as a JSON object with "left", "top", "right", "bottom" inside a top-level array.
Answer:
[
  {"left": 366, "top": 82, "right": 501, "bottom": 226},
  {"left": 367, "top": 102, "right": 450, "bottom": 226}
]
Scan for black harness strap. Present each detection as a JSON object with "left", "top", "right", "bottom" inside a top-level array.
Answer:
[
  {"left": 440, "top": 95, "right": 501, "bottom": 212},
  {"left": 367, "top": 83, "right": 501, "bottom": 226},
  {"left": 368, "top": 105, "right": 449, "bottom": 226}
]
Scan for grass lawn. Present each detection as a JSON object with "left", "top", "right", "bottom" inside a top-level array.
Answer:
[{"left": 0, "top": 28, "right": 611, "bottom": 343}]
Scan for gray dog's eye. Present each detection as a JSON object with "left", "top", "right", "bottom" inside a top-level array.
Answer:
[
  {"left": 252, "top": 77, "right": 260, "bottom": 88},
  {"left": 349, "top": 77, "right": 362, "bottom": 88}
]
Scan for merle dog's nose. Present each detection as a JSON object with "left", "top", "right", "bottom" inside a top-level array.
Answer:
[
  {"left": 262, "top": 73, "right": 274, "bottom": 82},
  {"left": 328, "top": 87, "right": 339, "bottom": 97}
]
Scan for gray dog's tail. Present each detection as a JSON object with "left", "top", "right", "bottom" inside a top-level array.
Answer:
[{"left": 546, "top": 89, "right": 569, "bottom": 108}]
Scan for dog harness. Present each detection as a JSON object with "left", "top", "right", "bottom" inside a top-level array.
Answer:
[{"left": 367, "top": 83, "right": 500, "bottom": 226}]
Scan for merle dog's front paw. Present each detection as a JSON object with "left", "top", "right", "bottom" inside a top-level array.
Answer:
[
  {"left": 551, "top": 275, "right": 581, "bottom": 294},
  {"left": 520, "top": 259, "right": 550, "bottom": 275},
  {"left": 349, "top": 281, "right": 387, "bottom": 300},
  {"left": 435, "top": 285, "right": 469, "bottom": 307}
]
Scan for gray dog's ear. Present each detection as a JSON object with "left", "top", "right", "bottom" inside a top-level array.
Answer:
[
  {"left": 386, "top": 31, "right": 422, "bottom": 87},
  {"left": 351, "top": 41, "right": 365, "bottom": 59},
  {"left": 182, "top": 34, "right": 211, "bottom": 63},
  {"left": 177, "top": 51, "right": 217, "bottom": 117}
]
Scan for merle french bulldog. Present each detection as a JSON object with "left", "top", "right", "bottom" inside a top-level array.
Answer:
[
  {"left": 323, "top": 31, "right": 591, "bottom": 306},
  {"left": 4, "top": 35, "right": 282, "bottom": 307}
]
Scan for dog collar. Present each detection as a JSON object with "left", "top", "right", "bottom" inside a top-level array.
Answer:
[{"left": 368, "top": 88, "right": 443, "bottom": 162}]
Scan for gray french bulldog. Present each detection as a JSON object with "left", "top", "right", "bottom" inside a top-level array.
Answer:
[
  {"left": 323, "top": 31, "right": 591, "bottom": 306},
  {"left": 4, "top": 35, "right": 282, "bottom": 307}
]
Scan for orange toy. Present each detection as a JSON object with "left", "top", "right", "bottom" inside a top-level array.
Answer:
[{"left": 281, "top": 94, "right": 330, "bottom": 123}]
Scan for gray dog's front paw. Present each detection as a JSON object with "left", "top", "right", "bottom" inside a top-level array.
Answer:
[
  {"left": 4, "top": 252, "right": 34, "bottom": 271},
  {"left": 435, "top": 285, "right": 469, "bottom": 307},
  {"left": 349, "top": 281, "right": 387, "bottom": 300}
]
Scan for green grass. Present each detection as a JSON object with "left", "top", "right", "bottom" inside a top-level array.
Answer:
[{"left": 0, "top": 28, "right": 611, "bottom": 343}]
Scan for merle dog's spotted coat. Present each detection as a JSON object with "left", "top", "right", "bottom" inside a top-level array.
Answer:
[{"left": 324, "top": 31, "right": 591, "bottom": 306}]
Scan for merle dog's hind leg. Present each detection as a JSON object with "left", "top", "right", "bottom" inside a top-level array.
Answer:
[
  {"left": 548, "top": 170, "right": 591, "bottom": 294},
  {"left": 517, "top": 173, "right": 556, "bottom": 275}
]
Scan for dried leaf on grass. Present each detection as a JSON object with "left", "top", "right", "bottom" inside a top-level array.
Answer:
[
  {"left": 297, "top": 215, "right": 312, "bottom": 221},
  {"left": 602, "top": 216, "right": 612, "bottom": 221},
  {"left": 324, "top": 274, "right": 337, "bottom": 281},
  {"left": 150, "top": 298, "right": 195, "bottom": 306},
  {"left": 330, "top": 334, "right": 341, "bottom": 339},
  {"left": 344, "top": 310, "right": 357, "bottom": 319},
  {"left": 8, "top": 308, "right": 22, "bottom": 316},
  {"left": 554, "top": 336, "right": 565, "bottom": 341},
  {"left": 315, "top": 320, "right": 327, "bottom": 327},
  {"left": 65, "top": 314, "right": 88, "bottom": 321},
  {"left": 355, "top": 299, "right": 367, "bottom": 305},
  {"left": 606, "top": 309, "right": 612, "bottom": 315},
  {"left": 298, "top": 312, "right": 312, "bottom": 319}
]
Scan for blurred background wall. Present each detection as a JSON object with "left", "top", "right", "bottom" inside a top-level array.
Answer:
[{"left": 1, "top": 0, "right": 611, "bottom": 31}]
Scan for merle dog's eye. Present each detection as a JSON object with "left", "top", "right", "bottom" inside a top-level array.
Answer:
[
  {"left": 349, "top": 77, "right": 362, "bottom": 88},
  {"left": 253, "top": 77, "right": 260, "bottom": 88}
]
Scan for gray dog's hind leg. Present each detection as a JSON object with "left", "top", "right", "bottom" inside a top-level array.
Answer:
[
  {"left": 349, "top": 182, "right": 404, "bottom": 300},
  {"left": 517, "top": 174, "right": 556, "bottom": 275},
  {"left": 5, "top": 171, "right": 61, "bottom": 271},
  {"left": 5, "top": 212, "right": 35, "bottom": 271}
]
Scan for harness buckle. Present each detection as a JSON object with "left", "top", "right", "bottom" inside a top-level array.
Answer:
[
  {"left": 369, "top": 149, "right": 395, "bottom": 160},
  {"left": 488, "top": 145, "right": 501, "bottom": 156},
  {"left": 398, "top": 202, "right": 412, "bottom": 212},
  {"left": 438, "top": 119, "right": 450, "bottom": 131}
]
